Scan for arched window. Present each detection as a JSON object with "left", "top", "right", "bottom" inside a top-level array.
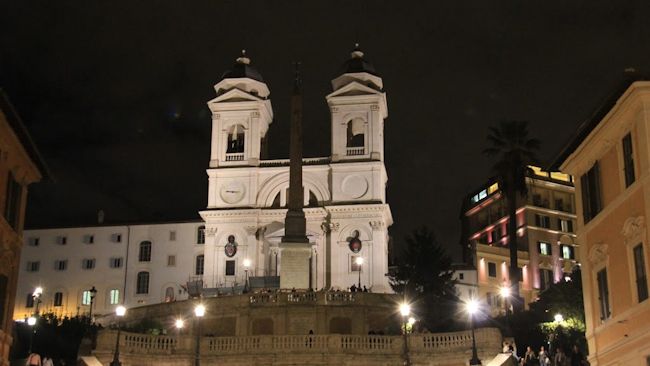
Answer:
[
  {"left": 346, "top": 118, "right": 365, "bottom": 148},
  {"left": 226, "top": 124, "right": 245, "bottom": 153},
  {"left": 197, "top": 226, "right": 206, "bottom": 244},
  {"left": 136, "top": 272, "right": 150, "bottom": 294},
  {"left": 164, "top": 286, "right": 175, "bottom": 302},
  {"left": 139, "top": 241, "right": 152, "bottom": 262},
  {"left": 195, "top": 255, "right": 205, "bottom": 276}
]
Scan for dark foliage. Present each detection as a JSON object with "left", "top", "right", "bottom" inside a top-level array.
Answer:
[
  {"left": 388, "top": 226, "right": 458, "bottom": 332},
  {"left": 10, "top": 314, "right": 98, "bottom": 364}
]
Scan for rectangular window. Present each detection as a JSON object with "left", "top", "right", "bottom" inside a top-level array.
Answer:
[
  {"left": 539, "top": 269, "right": 553, "bottom": 290},
  {"left": 535, "top": 214, "right": 550, "bottom": 229},
  {"left": 169, "top": 231, "right": 176, "bottom": 241},
  {"left": 486, "top": 292, "right": 493, "bottom": 306},
  {"left": 28, "top": 238, "right": 40, "bottom": 246},
  {"left": 561, "top": 245, "right": 575, "bottom": 260},
  {"left": 633, "top": 244, "right": 648, "bottom": 302},
  {"left": 57, "top": 236, "right": 67, "bottom": 245},
  {"left": 597, "top": 268, "right": 611, "bottom": 320},
  {"left": 4, "top": 172, "right": 22, "bottom": 229},
  {"left": 54, "top": 292, "right": 63, "bottom": 307},
  {"left": 490, "top": 230, "right": 498, "bottom": 244},
  {"left": 109, "top": 289, "right": 120, "bottom": 305},
  {"left": 488, "top": 262, "right": 497, "bottom": 278},
  {"left": 111, "top": 233, "right": 122, "bottom": 243},
  {"left": 136, "top": 272, "right": 150, "bottom": 294},
  {"left": 55, "top": 260, "right": 67, "bottom": 271},
  {"left": 84, "top": 235, "right": 94, "bottom": 244},
  {"left": 26, "top": 293, "right": 34, "bottom": 308},
  {"left": 623, "top": 133, "right": 636, "bottom": 187},
  {"left": 225, "top": 260, "right": 236, "bottom": 276},
  {"left": 518, "top": 267, "right": 524, "bottom": 282},
  {"left": 559, "top": 218, "right": 574, "bottom": 233},
  {"left": 554, "top": 199, "right": 565, "bottom": 212},
  {"left": 81, "top": 290, "right": 92, "bottom": 305},
  {"left": 351, "top": 256, "right": 362, "bottom": 272},
  {"left": 459, "top": 273, "right": 464, "bottom": 280},
  {"left": 195, "top": 255, "right": 205, "bottom": 275},
  {"left": 27, "top": 261, "right": 40, "bottom": 272},
  {"left": 538, "top": 242, "right": 551, "bottom": 256},
  {"left": 197, "top": 226, "right": 206, "bottom": 244},
  {"left": 581, "top": 163, "right": 602, "bottom": 223},
  {"left": 82, "top": 258, "right": 96, "bottom": 270},
  {"left": 109, "top": 257, "right": 123, "bottom": 268}
]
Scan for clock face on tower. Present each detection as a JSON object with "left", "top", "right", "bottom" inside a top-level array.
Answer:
[{"left": 220, "top": 181, "right": 246, "bottom": 204}]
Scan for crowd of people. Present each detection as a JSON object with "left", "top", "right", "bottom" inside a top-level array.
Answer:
[{"left": 503, "top": 342, "right": 588, "bottom": 366}]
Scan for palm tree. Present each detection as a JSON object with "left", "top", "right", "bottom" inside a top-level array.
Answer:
[{"left": 483, "top": 121, "right": 540, "bottom": 313}]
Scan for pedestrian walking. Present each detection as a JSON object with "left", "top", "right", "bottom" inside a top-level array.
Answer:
[
  {"left": 521, "top": 346, "right": 536, "bottom": 366},
  {"left": 555, "top": 347, "right": 569, "bottom": 366},
  {"left": 538, "top": 346, "right": 549, "bottom": 366},
  {"left": 26, "top": 352, "right": 41, "bottom": 366},
  {"left": 570, "top": 345, "right": 587, "bottom": 366}
]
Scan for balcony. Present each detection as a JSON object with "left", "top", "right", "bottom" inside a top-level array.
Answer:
[
  {"left": 225, "top": 153, "right": 244, "bottom": 161},
  {"left": 346, "top": 147, "right": 365, "bottom": 156}
]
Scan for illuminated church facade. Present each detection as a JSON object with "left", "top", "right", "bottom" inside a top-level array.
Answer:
[{"left": 14, "top": 47, "right": 393, "bottom": 318}]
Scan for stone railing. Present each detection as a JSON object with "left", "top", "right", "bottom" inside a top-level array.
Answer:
[
  {"left": 96, "top": 327, "right": 501, "bottom": 357},
  {"left": 225, "top": 152, "right": 244, "bottom": 161},
  {"left": 346, "top": 147, "right": 365, "bottom": 156}
]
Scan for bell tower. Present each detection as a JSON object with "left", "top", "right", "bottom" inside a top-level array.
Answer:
[
  {"left": 207, "top": 51, "right": 273, "bottom": 167},
  {"left": 327, "top": 45, "right": 388, "bottom": 162}
]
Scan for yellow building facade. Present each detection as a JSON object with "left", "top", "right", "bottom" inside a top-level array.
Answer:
[
  {"left": 0, "top": 90, "right": 45, "bottom": 366},
  {"left": 556, "top": 80, "right": 650, "bottom": 366}
]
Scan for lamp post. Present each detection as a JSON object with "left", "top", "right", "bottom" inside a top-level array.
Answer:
[
  {"left": 466, "top": 299, "right": 482, "bottom": 365},
  {"left": 355, "top": 257, "right": 364, "bottom": 289},
  {"left": 194, "top": 304, "right": 205, "bottom": 366},
  {"left": 88, "top": 286, "right": 98, "bottom": 322},
  {"left": 110, "top": 305, "right": 126, "bottom": 366},
  {"left": 175, "top": 318, "right": 184, "bottom": 351},
  {"left": 33, "top": 287, "right": 43, "bottom": 315},
  {"left": 27, "top": 316, "right": 37, "bottom": 354},
  {"left": 399, "top": 303, "right": 411, "bottom": 366},
  {"left": 243, "top": 259, "right": 251, "bottom": 293},
  {"left": 499, "top": 285, "right": 511, "bottom": 335}
]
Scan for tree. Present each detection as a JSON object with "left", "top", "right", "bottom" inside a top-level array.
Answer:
[
  {"left": 389, "top": 226, "right": 458, "bottom": 331},
  {"left": 532, "top": 269, "right": 586, "bottom": 353},
  {"left": 483, "top": 121, "right": 540, "bottom": 312}
]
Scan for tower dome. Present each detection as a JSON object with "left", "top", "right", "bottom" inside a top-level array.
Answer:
[
  {"left": 332, "top": 44, "right": 383, "bottom": 91},
  {"left": 220, "top": 50, "right": 265, "bottom": 82},
  {"left": 214, "top": 50, "right": 270, "bottom": 99}
]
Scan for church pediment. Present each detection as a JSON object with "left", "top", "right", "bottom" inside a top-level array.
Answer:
[
  {"left": 210, "top": 88, "right": 263, "bottom": 104},
  {"left": 326, "top": 81, "right": 382, "bottom": 99}
]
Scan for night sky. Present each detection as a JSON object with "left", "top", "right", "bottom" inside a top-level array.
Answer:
[{"left": 2, "top": 1, "right": 650, "bottom": 260}]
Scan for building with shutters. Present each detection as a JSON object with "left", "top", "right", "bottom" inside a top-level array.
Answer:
[
  {"left": 553, "top": 77, "right": 650, "bottom": 366},
  {"left": 459, "top": 166, "right": 578, "bottom": 315},
  {"left": 0, "top": 90, "right": 46, "bottom": 366}
]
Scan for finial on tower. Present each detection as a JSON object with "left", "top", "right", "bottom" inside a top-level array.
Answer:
[
  {"left": 236, "top": 49, "right": 251, "bottom": 65},
  {"left": 351, "top": 43, "right": 364, "bottom": 59}
]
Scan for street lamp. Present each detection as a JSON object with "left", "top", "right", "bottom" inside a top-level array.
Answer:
[
  {"left": 194, "top": 304, "right": 205, "bottom": 366},
  {"left": 88, "top": 286, "right": 98, "bottom": 322},
  {"left": 27, "top": 316, "right": 36, "bottom": 354},
  {"left": 499, "top": 285, "right": 511, "bottom": 335},
  {"left": 175, "top": 318, "right": 185, "bottom": 352},
  {"left": 465, "top": 299, "right": 482, "bottom": 366},
  {"left": 33, "top": 287, "right": 43, "bottom": 315},
  {"left": 243, "top": 259, "right": 251, "bottom": 293},
  {"left": 399, "top": 303, "right": 411, "bottom": 366},
  {"left": 355, "top": 257, "right": 364, "bottom": 289},
  {"left": 554, "top": 313, "right": 564, "bottom": 323},
  {"left": 110, "top": 305, "right": 126, "bottom": 366}
]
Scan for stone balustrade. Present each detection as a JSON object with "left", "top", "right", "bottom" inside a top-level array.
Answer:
[
  {"left": 248, "top": 290, "right": 366, "bottom": 306},
  {"left": 96, "top": 327, "right": 501, "bottom": 357}
]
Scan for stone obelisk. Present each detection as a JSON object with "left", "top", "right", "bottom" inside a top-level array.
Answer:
[{"left": 279, "top": 63, "right": 311, "bottom": 290}]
